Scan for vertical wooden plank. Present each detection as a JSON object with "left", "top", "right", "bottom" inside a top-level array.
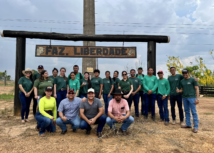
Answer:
[
  {"left": 14, "top": 37, "right": 26, "bottom": 116},
  {"left": 147, "top": 41, "right": 156, "bottom": 75}
]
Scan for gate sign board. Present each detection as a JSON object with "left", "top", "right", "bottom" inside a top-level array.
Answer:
[{"left": 35, "top": 45, "right": 136, "bottom": 58}]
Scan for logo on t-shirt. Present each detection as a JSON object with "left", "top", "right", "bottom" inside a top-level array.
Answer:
[
  {"left": 73, "top": 83, "right": 76, "bottom": 85},
  {"left": 135, "top": 80, "right": 138, "bottom": 82},
  {"left": 187, "top": 82, "right": 191, "bottom": 84},
  {"left": 162, "top": 83, "right": 164, "bottom": 85},
  {"left": 107, "top": 81, "right": 110, "bottom": 83},
  {"left": 151, "top": 79, "right": 154, "bottom": 82},
  {"left": 175, "top": 78, "right": 178, "bottom": 80},
  {"left": 48, "top": 81, "right": 51, "bottom": 82}
]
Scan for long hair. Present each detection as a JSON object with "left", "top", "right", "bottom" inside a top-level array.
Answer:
[
  {"left": 121, "top": 70, "right": 128, "bottom": 80},
  {"left": 52, "top": 68, "right": 58, "bottom": 73},
  {"left": 68, "top": 72, "right": 76, "bottom": 81},
  {"left": 113, "top": 70, "right": 119, "bottom": 81},
  {"left": 105, "top": 71, "right": 112, "bottom": 84},
  {"left": 39, "top": 70, "right": 48, "bottom": 82},
  {"left": 84, "top": 72, "right": 91, "bottom": 88},
  {"left": 60, "top": 67, "right": 67, "bottom": 81}
]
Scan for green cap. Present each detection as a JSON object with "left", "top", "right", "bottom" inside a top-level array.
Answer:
[{"left": 138, "top": 67, "right": 143, "bottom": 70}]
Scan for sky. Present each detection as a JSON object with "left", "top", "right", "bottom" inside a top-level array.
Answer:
[{"left": 0, "top": 0, "right": 214, "bottom": 79}]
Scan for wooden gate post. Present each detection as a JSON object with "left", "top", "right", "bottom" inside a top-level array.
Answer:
[
  {"left": 14, "top": 37, "right": 26, "bottom": 116},
  {"left": 147, "top": 41, "right": 156, "bottom": 75}
]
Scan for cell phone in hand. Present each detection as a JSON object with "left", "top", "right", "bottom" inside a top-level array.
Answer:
[{"left": 121, "top": 107, "right": 125, "bottom": 109}]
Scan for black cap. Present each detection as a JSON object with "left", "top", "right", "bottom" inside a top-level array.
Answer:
[
  {"left": 45, "top": 86, "right": 53, "bottom": 91},
  {"left": 38, "top": 65, "right": 44, "bottom": 69},
  {"left": 182, "top": 69, "right": 189, "bottom": 73},
  {"left": 112, "top": 89, "right": 124, "bottom": 95}
]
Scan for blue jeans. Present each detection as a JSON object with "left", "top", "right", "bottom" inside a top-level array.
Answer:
[
  {"left": 80, "top": 94, "right": 87, "bottom": 98},
  {"left": 19, "top": 92, "right": 32, "bottom": 120},
  {"left": 132, "top": 94, "right": 140, "bottom": 117},
  {"left": 170, "top": 95, "right": 184, "bottom": 122},
  {"left": 157, "top": 95, "right": 169, "bottom": 122},
  {"left": 56, "top": 90, "right": 67, "bottom": 116},
  {"left": 80, "top": 115, "right": 106, "bottom": 132},
  {"left": 144, "top": 93, "right": 156, "bottom": 116},
  {"left": 139, "top": 91, "right": 145, "bottom": 115},
  {"left": 183, "top": 98, "right": 199, "bottom": 129},
  {"left": 35, "top": 111, "right": 56, "bottom": 135},
  {"left": 103, "top": 94, "right": 113, "bottom": 115},
  {"left": 56, "top": 116, "right": 81, "bottom": 131},
  {"left": 106, "top": 115, "right": 134, "bottom": 131}
]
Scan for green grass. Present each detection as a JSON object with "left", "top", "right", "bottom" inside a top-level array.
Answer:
[
  {"left": 0, "top": 93, "right": 14, "bottom": 100},
  {"left": 0, "top": 81, "right": 15, "bottom": 86},
  {"left": 204, "top": 113, "right": 213, "bottom": 115}
]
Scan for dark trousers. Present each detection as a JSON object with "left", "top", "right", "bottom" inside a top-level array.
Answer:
[
  {"left": 139, "top": 91, "right": 145, "bottom": 115},
  {"left": 31, "top": 92, "right": 37, "bottom": 117},
  {"left": 122, "top": 91, "right": 133, "bottom": 110},
  {"left": 80, "top": 115, "right": 106, "bottom": 132},
  {"left": 144, "top": 93, "right": 156, "bottom": 116},
  {"left": 56, "top": 90, "right": 67, "bottom": 117},
  {"left": 170, "top": 95, "right": 184, "bottom": 122},
  {"left": 157, "top": 95, "right": 169, "bottom": 122},
  {"left": 95, "top": 92, "right": 100, "bottom": 99},
  {"left": 19, "top": 92, "right": 32, "bottom": 120},
  {"left": 132, "top": 94, "right": 140, "bottom": 117}
]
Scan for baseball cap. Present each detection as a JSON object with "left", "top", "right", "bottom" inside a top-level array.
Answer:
[
  {"left": 157, "top": 70, "right": 163, "bottom": 74},
  {"left": 138, "top": 67, "right": 143, "bottom": 70},
  {"left": 87, "top": 88, "right": 95, "bottom": 93},
  {"left": 68, "top": 88, "right": 75, "bottom": 94},
  {"left": 182, "top": 69, "right": 189, "bottom": 73},
  {"left": 38, "top": 65, "right": 44, "bottom": 69},
  {"left": 45, "top": 86, "right": 53, "bottom": 91}
]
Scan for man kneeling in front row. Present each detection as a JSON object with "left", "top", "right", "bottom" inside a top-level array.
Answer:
[
  {"left": 79, "top": 88, "right": 106, "bottom": 138},
  {"left": 106, "top": 89, "right": 134, "bottom": 135}
]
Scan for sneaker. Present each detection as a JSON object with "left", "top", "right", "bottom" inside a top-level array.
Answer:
[
  {"left": 35, "top": 126, "right": 40, "bottom": 131},
  {"left": 180, "top": 121, "right": 185, "bottom": 126},
  {"left": 60, "top": 129, "right": 67, "bottom": 135},
  {"left": 73, "top": 129, "right": 77, "bottom": 133},
  {"left": 165, "top": 122, "right": 169, "bottom": 126},
  {"left": 21, "top": 120, "right": 25, "bottom": 124},
  {"left": 40, "top": 133, "right": 45, "bottom": 137},
  {"left": 192, "top": 129, "right": 198, "bottom": 133},
  {"left": 144, "top": 115, "right": 148, "bottom": 120},
  {"left": 120, "top": 128, "right": 127, "bottom": 135},
  {"left": 152, "top": 116, "right": 156, "bottom": 122},
  {"left": 97, "top": 132, "right": 102, "bottom": 138},
  {"left": 86, "top": 130, "right": 91, "bottom": 135},
  {"left": 181, "top": 125, "right": 192, "bottom": 128},
  {"left": 172, "top": 120, "right": 176, "bottom": 125}
]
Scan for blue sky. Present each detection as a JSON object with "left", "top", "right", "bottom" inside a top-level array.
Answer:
[{"left": 0, "top": 0, "right": 214, "bottom": 79}]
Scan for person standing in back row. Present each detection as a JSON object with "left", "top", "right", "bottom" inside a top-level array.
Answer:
[
  {"left": 80, "top": 72, "right": 91, "bottom": 98},
  {"left": 136, "top": 67, "right": 145, "bottom": 115},
  {"left": 68, "top": 72, "right": 80, "bottom": 97},
  {"left": 157, "top": 71, "right": 170, "bottom": 126},
  {"left": 68, "top": 65, "right": 84, "bottom": 83},
  {"left": 176, "top": 69, "right": 199, "bottom": 133},
  {"left": 143, "top": 68, "right": 158, "bottom": 121},
  {"left": 129, "top": 69, "right": 141, "bottom": 118},
  {"left": 118, "top": 71, "right": 133, "bottom": 109},
  {"left": 103, "top": 71, "right": 114, "bottom": 115},
  {"left": 91, "top": 69, "right": 103, "bottom": 99},
  {"left": 32, "top": 65, "right": 44, "bottom": 117},
  {"left": 49, "top": 68, "right": 58, "bottom": 80},
  {"left": 113, "top": 71, "right": 120, "bottom": 92}
]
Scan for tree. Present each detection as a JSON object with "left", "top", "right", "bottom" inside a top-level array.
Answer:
[{"left": 166, "top": 56, "right": 183, "bottom": 74}]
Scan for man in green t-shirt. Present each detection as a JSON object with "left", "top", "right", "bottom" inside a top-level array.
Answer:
[
  {"left": 176, "top": 69, "right": 199, "bottom": 133},
  {"left": 143, "top": 68, "right": 158, "bottom": 121},
  {"left": 91, "top": 69, "right": 103, "bottom": 99},
  {"left": 136, "top": 67, "right": 145, "bottom": 115},
  {"left": 129, "top": 69, "right": 141, "bottom": 117},
  {"left": 157, "top": 71, "right": 170, "bottom": 125}
]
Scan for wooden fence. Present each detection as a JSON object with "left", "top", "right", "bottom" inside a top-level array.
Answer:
[{"left": 199, "top": 86, "right": 214, "bottom": 96}]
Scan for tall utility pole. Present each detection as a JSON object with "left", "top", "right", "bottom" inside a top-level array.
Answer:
[{"left": 82, "top": 0, "right": 96, "bottom": 76}]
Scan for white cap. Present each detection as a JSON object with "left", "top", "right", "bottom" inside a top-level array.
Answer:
[{"left": 87, "top": 88, "right": 95, "bottom": 93}]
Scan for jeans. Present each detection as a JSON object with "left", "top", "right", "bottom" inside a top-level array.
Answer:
[
  {"left": 183, "top": 98, "right": 199, "bottom": 129},
  {"left": 35, "top": 111, "right": 56, "bottom": 135},
  {"left": 132, "top": 94, "right": 140, "bottom": 117},
  {"left": 139, "top": 91, "right": 145, "bottom": 115},
  {"left": 106, "top": 115, "right": 134, "bottom": 131},
  {"left": 144, "top": 93, "right": 156, "bottom": 116},
  {"left": 19, "top": 92, "right": 32, "bottom": 120},
  {"left": 56, "top": 90, "right": 67, "bottom": 116},
  {"left": 80, "top": 115, "right": 106, "bottom": 132},
  {"left": 157, "top": 95, "right": 169, "bottom": 122},
  {"left": 103, "top": 94, "right": 113, "bottom": 115},
  {"left": 170, "top": 95, "right": 184, "bottom": 122},
  {"left": 95, "top": 92, "right": 100, "bottom": 99},
  {"left": 56, "top": 116, "right": 81, "bottom": 131},
  {"left": 122, "top": 91, "right": 133, "bottom": 110},
  {"left": 31, "top": 92, "right": 37, "bottom": 117},
  {"left": 80, "top": 94, "right": 87, "bottom": 98}
]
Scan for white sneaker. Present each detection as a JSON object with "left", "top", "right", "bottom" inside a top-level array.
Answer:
[
  {"left": 172, "top": 120, "right": 176, "bottom": 125},
  {"left": 180, "top": 121, "right": 185, "bottom": 126}
]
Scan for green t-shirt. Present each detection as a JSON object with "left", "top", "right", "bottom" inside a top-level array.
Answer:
[
  {"left": 103, "top": 78, "right": 114, "bottom": 94},
  {"left": 68, "top": 72, "right": 84, "bottom": 83},
  {"left": 143, "top": 75, "right": 158, "bottom": 94},
  {"left": 69, "top": 79, "right": 80, "bottom": 96},
  {"left": 34, "top": 78, "right": 54, "bottom": 96},
  {"left": 113, "top": 78, "right": 120, "bottom": 92},
  {"left": 53, "top": 76, "right": 68, "bottom": 92},
  {"left": 18, "top": 76, "right": 33, "bottom": 93},
  {"left": 136, "top": 74, "right": 144, "bottom": 91},
  {"left": 80, "top": 79, "right": 89, "bottom": 95},
  {"left": 49, "top": 75, "right": 57, "bottom": 80},
  {"left": 168, "top": 74, "right": 184, "bottom": 95},
  {"left": 180, "top": 77, "right": 198, "bottom": 98},
  {"left": 91, "top": 77, "right": 103, "bottom": 93},
  {"left": 119, "top": 79, "right": 133, "bottom": 91},
  {"left": 33, "top": 73, "right": 40, "bottom": 81},
  {"left": 157, "top": 78, "right": 170, "bottom": 96},
  {"left": 129, "top": 77, "right": 141, "bottom": 94}
]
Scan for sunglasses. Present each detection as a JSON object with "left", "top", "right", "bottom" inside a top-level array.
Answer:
[
  {"left": 25, "top": 72, "right": 31, "bottom": 74},
  {"left": 68, "top": 93, "right": 75, "bottom": 95},
  {"left": 122, "top": 74, "right": 127, "bottom": 76}
]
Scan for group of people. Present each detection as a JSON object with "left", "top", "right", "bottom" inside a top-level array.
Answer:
[{"left": 18, "top": 64, "right": 200, "bottom": 137}]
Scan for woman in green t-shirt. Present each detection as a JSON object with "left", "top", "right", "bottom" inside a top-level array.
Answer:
[
  {"left": 118, "top": 71, "right": 133, "bottom": 107},
  {"left": 91, "top": 69, "right": 103, "bottom": 99},
  {"left": 113, "top": 70, "right": 120, "bottom": 92},
  {"left": 68, "top": 72, "right": 80, "bottom": 97},
  {"left": 49, "top": 68, "right": 58, "bottom": 80},
  {"left": 18, "top": 68, "right": 34, "bottom": 123},
  {"left": 103, "top": 71, "right": 114, "bottom": 115},
  {"left": 80, "top": 72, "right": 91, "bottom": 98}
]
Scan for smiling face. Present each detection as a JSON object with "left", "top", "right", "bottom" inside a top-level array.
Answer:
[
  {"left": 94, "top": 72, "right": 99, "bottom": 77},
  {"left": 158, "top": 73, "right": 163, "bottom": 79},
  {"left": 148, "top": 68, "right": 154, "bottom": 75},
  {"left": 87, "top": 92, "right": 95, "bottom": 100},
  {"left": 60, "top": 69, "right": 66, "bottom": 76},
  {"left": 114, "top": 94, "right": 122, "bottom": 102},
  {"left": 138, "top": 68, "right": 143, "bottom": 74},
  {"left": 70, "top": 73, "right": 76, "bottom": 80},
  {"left": 130, "top": 70, "right": 135, "bottom": 77},
  {"left": 182, "top": 72, "right": 189, "bottom": 79},
  {"left": 73, "top": 66, "right": 79, "bottom": 73},
  {"left": 84, "top": 73, "right": 89, "bottom": 79},
  {"left": 43, "top": 71, "right": 49, "bottom": 78},
  {"left": 170, "top": 67, "right": 176, "bottom": 75},
  {"left": 52, "top": 70, "right": 58, "bottom": 77},
  {"left": 25, "top": 71, "right": 32, "bottom": 77},
  {"left": 68, "top": 92, "right": 75, "bottom": 99},
  {"left": 122, "top": 72, "right": 127, "bottom": 79},
  {"left": 113, "top": 72, "right": 118, "bottom": 78},
  {"left": 45, "top": 90, "right": 52, "bottom": 97},
  {"left": 105, "top": 72, "right": 110, "bottom": 78}
]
